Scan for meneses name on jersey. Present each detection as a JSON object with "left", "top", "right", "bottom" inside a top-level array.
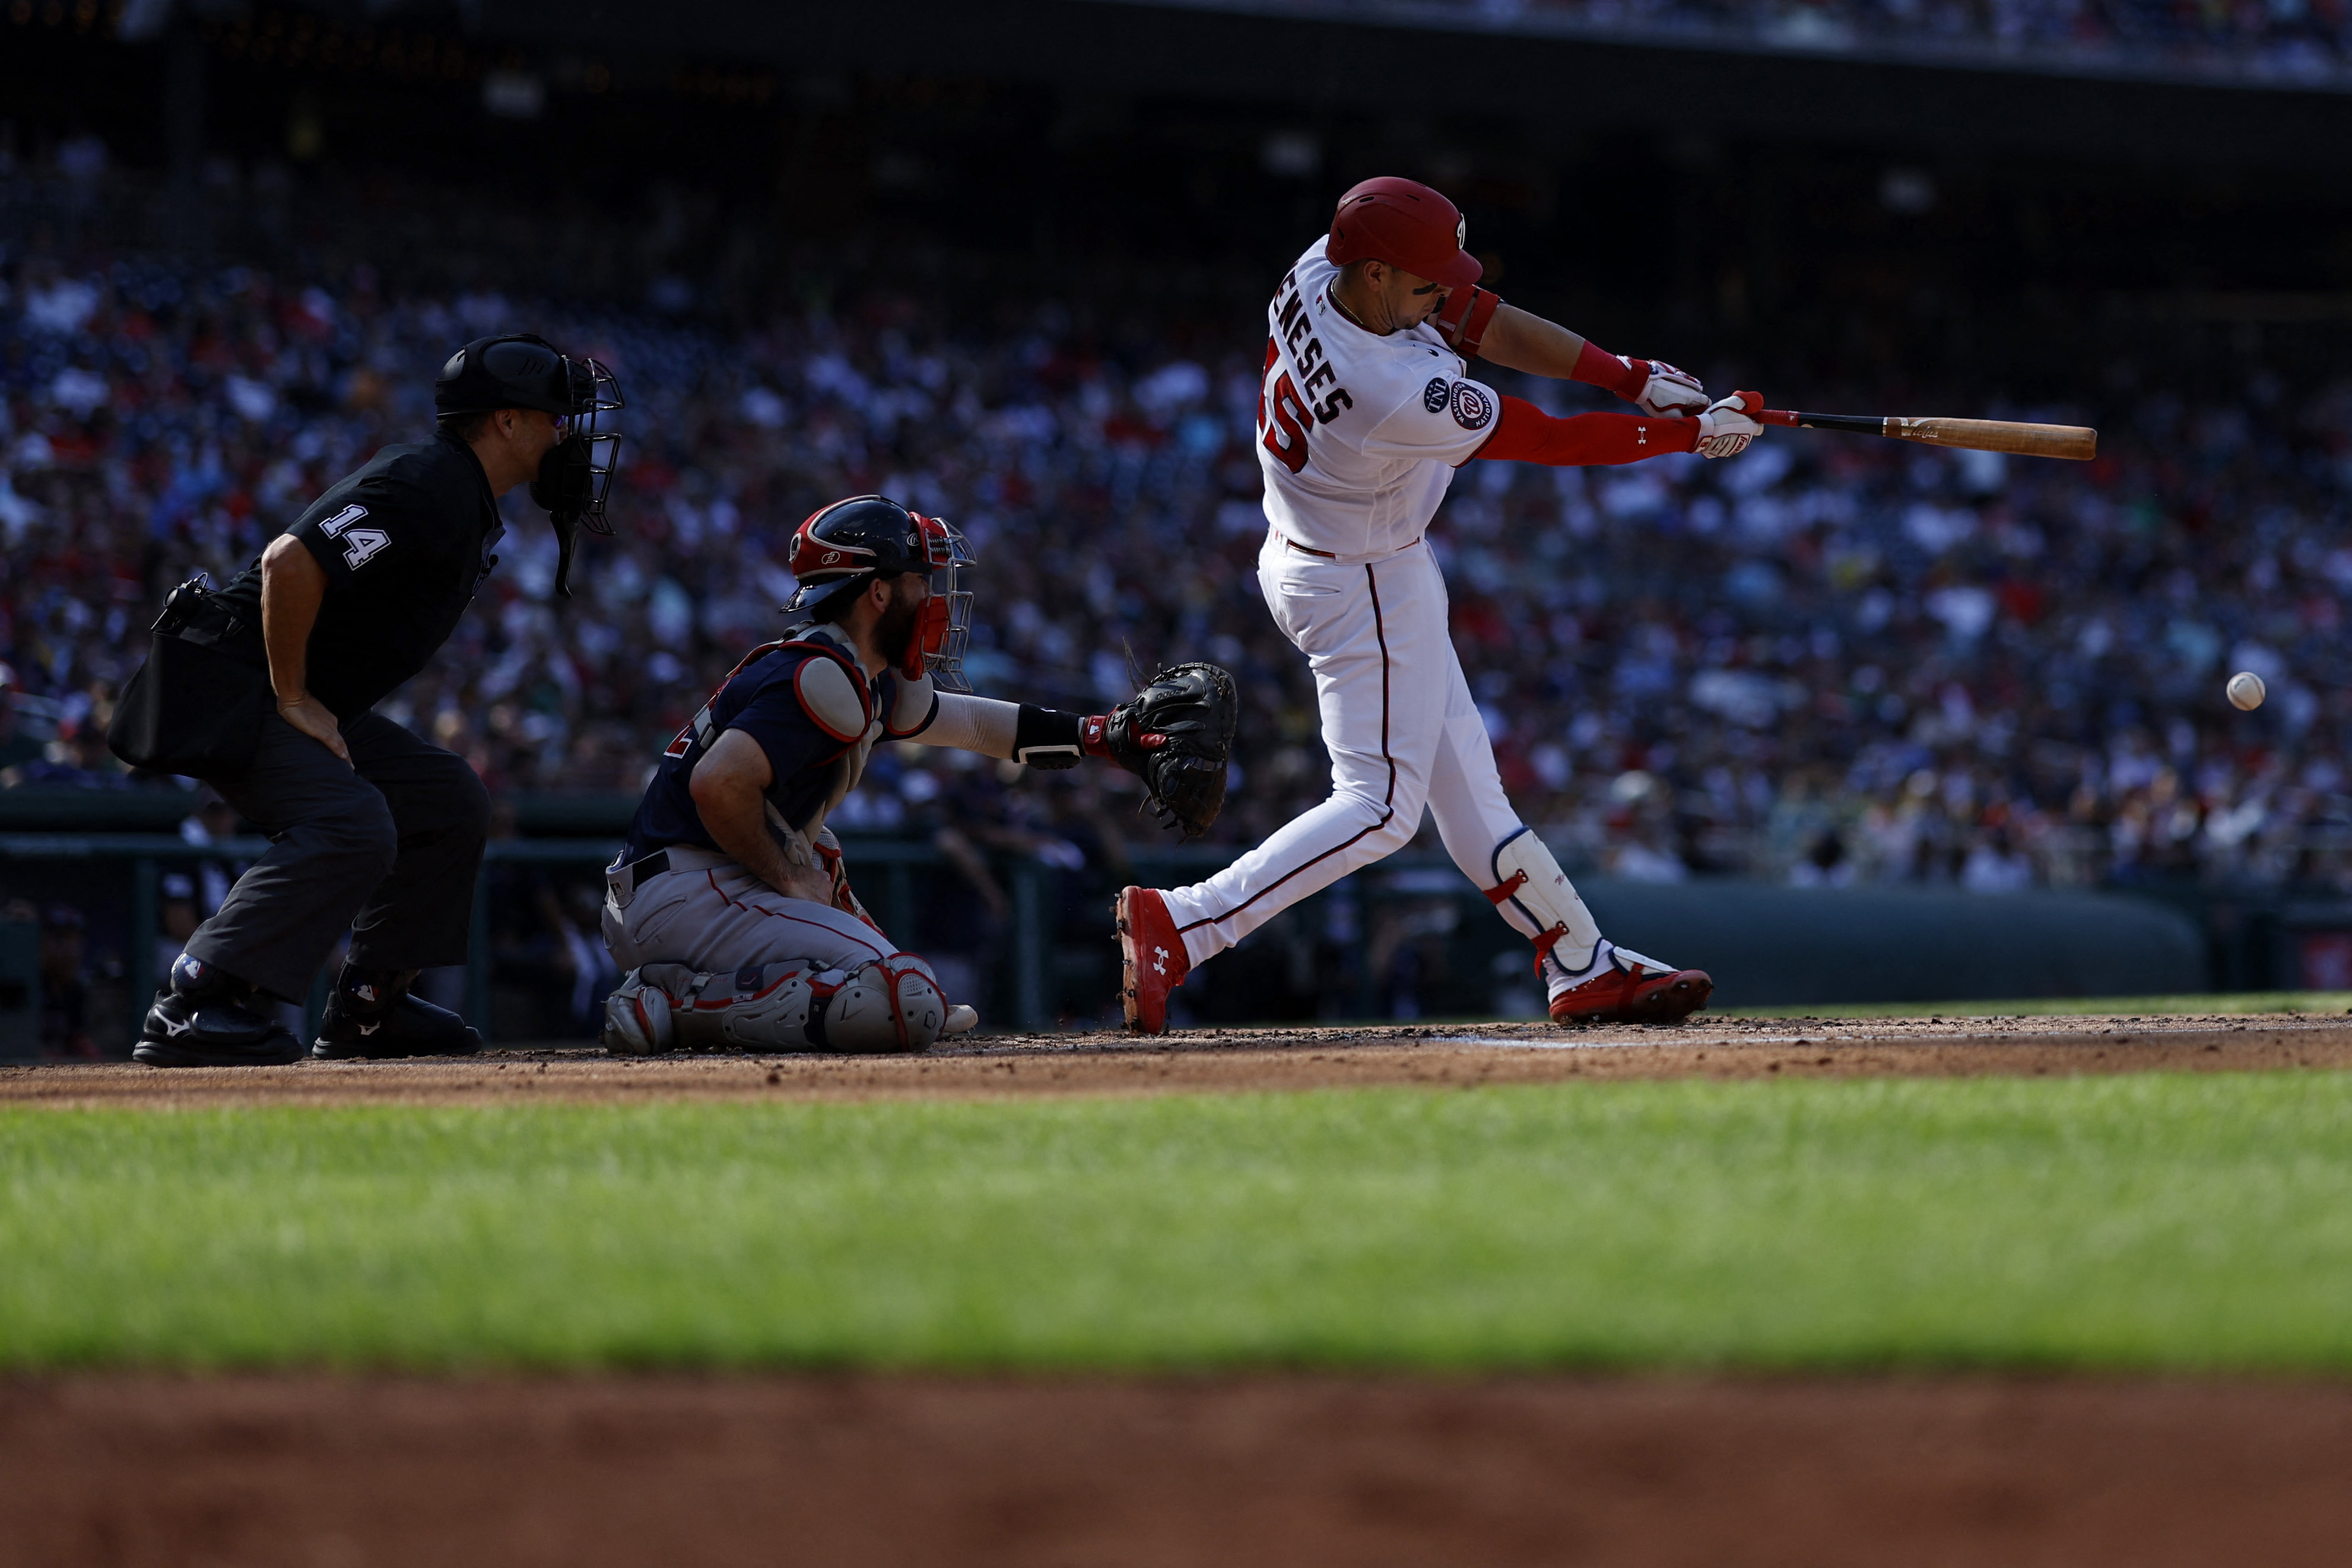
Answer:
[{"left": 1258, "top": 267, "right": 1355, "bottom": 473}]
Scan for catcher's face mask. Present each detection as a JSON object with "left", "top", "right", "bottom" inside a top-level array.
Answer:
[{"left": 906, "top": 512, "right": 976, "bottom": 691}]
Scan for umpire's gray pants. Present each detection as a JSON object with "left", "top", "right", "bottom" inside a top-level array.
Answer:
[
  {"left": 601, "top": 845, "right": 897, "bottom": 975},
  {"left": 185, "top": 711, "right": 491, "bottom": 1001}
]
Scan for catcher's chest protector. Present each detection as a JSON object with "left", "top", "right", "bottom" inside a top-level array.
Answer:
[{"left": 665, "top": 626, "right": 934, "bottom": 844}]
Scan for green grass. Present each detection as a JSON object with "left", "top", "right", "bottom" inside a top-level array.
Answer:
[
  {"left": 1719, "top": 990, "right": 2352, "bottom": 1019},
  {"left": 7, "top": 1074, "right": 2352, "bottom": 1372}
]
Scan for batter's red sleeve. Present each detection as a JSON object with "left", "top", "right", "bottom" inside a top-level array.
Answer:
[
  {"left": 1570, "top": 339, "right": 1651, "bottom": 402},
  {"left": 1469, "top": 395, "right": 1700, "bottom": 466}
]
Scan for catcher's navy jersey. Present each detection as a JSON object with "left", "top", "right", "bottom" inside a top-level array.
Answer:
[{"left": 621, "top": 626, "right": 937, "bottom": 864}]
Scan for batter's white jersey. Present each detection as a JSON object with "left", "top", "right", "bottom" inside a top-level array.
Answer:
[
  {"left": 1156, "top": 233, "right": 1609, "bottom": 991},
  {"left": 1255, "top": 237, "right": 1504, "bottom": 558}
]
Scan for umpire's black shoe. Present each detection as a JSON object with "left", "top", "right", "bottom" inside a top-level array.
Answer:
[
  {"left": 312, "top": 965, "right": 482, "bottom": 1059},
  {"left": 134, "top": 955, "right": 303, "bottom": 1068}
]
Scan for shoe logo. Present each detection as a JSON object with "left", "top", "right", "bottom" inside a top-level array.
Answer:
[
  {"left": 160, "top": 1015, "right": 192, "bottom": 1036},
  {"left": 357, "top": 1022, "right": 380, "bottom": 1036},
  {"left": 1151, "top": 944, "right": 1170, "bottom": 976}
]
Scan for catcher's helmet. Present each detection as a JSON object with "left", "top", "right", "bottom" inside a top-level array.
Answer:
[
  {"left": 784, "top": 496, "right": 977, "bottom": 691},
  {"left": 1325, "top": 176, "right": 1481, "bottom": 290}
]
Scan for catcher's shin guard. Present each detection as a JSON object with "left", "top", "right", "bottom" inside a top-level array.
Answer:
[
  {"left": 820, "top": 954, "right": 948, "bottom": 1053},
  {"left": 602, "top": 963, "right": 691, "bottom": 1054},
  {"left": 603, "top": 957, "right": 947, "bottom": 1055},
  {"left": 1483, "top": 827, "right": 1604, "bottom": 972},
  {"left": 603, "top": 961, "right": 818, "bottom": 1053}
]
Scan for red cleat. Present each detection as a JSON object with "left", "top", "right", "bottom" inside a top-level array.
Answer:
[
  {"left": 1115, "top": 886, "right": 1190, "bottom": 1034},
  {"left": 1545, "top": 942, "right": 1713, "bottom": 1026}
]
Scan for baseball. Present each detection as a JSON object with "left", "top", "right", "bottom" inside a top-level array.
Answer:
[{"left": 2227, "top": 671, "right": 2266, "bottom": 711}]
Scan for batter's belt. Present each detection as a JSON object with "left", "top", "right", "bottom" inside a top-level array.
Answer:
[{"left": 1272, "top": 530, "right": 1425, "bottom": 567}]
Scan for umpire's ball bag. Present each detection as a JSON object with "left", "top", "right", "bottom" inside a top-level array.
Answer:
[{"left": 106, "top": 580, "right": 271, "bottom": 777}]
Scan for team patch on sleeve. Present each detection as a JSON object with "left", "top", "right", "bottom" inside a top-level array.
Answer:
[
  {"left": 1423, "top": 377, "right": 1449, "bottom": 414},
  {"left": 1449, "top": 381, "right": 1494, "bottom": 431},
  {"left": 793, "top": 654, "right": 872, "bottom": 743}
]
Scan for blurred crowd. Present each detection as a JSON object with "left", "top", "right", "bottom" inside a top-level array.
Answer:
[
  {"left": 1299, "top": 0, "right": 2352, "bottom": 79},
  {"left": 4, "top": 182, "right": 2351, "bottom": 910}
]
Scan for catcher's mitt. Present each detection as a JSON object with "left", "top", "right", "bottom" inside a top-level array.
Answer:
[{"left": 1103, "top": 662, "right": 1238, "bottom": 839}]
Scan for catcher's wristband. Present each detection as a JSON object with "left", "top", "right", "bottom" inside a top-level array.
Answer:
[{"left": 1012, "top": 704, "right": 1088, "bottom": 768}]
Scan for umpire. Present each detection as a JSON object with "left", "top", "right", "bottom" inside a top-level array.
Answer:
[{"left": 107, "top": 335, "right": 624, "bottom": 1067}]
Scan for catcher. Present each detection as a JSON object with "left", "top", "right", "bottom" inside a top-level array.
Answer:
[{"left": 599, "top": 494, "right": 1234, "bottom": 1054}]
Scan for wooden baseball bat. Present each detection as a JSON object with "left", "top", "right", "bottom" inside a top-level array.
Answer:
[{"left": 1759, "top": 407, "right": 2097, "bottom": 461}]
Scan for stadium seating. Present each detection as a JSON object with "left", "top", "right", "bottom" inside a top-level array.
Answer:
[{"left": 4, "top": 164, "right": 2350, "bottom": 903}]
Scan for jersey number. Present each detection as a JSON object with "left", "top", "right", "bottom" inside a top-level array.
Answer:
[
  {"left": 339, "top": 529, "right": 389, "bottom": 569},
  {"left": 318, "top": 504, "right": 389, "bottom": 569},
  {"left": 1258, "top": 344, "right": 1312, "bottom": 475},
  {"left": 662, "top": 639, "right": 792, "bottom": 762}
]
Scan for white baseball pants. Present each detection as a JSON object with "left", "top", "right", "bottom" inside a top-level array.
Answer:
[{"left": 1158, "top": 534, "right": 1547, "bottom": 966}]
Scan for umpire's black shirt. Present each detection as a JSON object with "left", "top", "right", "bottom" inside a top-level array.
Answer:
[{"left": 213, "top": 429, "right": 503, "bottom": 720}]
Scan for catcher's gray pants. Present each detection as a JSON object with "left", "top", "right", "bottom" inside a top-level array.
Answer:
[
  {"left": 184, "top": 710, "right": 491, "bottom": 1001},
  {"left": 601, "top": 845, "right": 895, "bottom": 975}
]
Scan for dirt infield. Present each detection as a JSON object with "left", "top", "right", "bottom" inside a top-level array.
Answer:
[
  {"left": 5, "top": 1371, "right": 2349, "bottom": 1567},
  {"left": 5, "top": 1010, "right": 2352, "bottom": 1108}
]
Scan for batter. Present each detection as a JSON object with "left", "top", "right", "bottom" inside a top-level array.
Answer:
[{"left": 1118, "top": 177, "right": 1764, "bottom": 1033}]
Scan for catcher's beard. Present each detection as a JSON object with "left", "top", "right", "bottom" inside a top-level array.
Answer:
[{"left": 875, "top": 592, "right": 924, "bottom": 677}]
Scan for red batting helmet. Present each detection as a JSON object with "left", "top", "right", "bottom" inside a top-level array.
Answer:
[{"left": 1326, "top": 177, "right": 1481, "bottom": 289}]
